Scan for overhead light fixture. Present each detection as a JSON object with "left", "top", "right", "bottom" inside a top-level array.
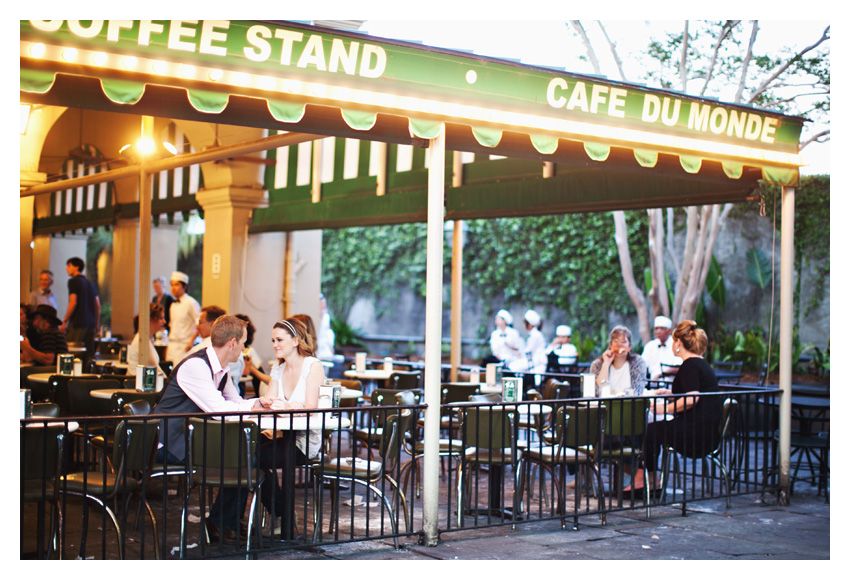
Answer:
[{"left": 119, "top": 117, "right": 177, "bottom": 163}]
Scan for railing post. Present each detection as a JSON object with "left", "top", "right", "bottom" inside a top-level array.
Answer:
[{"left": 422, "top": 125, "right": 446, "bottom": 546}]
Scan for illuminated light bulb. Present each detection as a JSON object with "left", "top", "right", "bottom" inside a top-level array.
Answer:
[
  {"left": 311, "top": 83, "right": 327, "bottom": 97},
  {"left": 92, "top": 52, "right": 108, "bottom": 66},
  {"left": 465, "top": 70, "right": 477, "bottom": 84},
  {"left": 162, "top": 141, "right": 178, "bottom": 155},
  {"left": 259, "top": 76, "right": 276, "bottom": 90},
  {"left": 123, "top": 56, "right": 138, "bottom": 70},
  {"left": 284, "top": 79, "right": 302, "bottom": 93},
  {"left": 136, "top": 137, "right": 155, "bottom": 156},
  {"left": 62, "top": 47, "right": 78, "bottom": 62},
  {"left": 233, "top": 72, "right": 250, "bottom": 87},
  {"left": 151, "top": 61, "right": 168, "bottom": 75},
  {"left": 378, "top": 93, "right": 397, "bottom": 107},
  {"left": 208, "top": 69, "right": 223, "bottom": 81},
  {"left": 180, "top": 65, "right": 196, "bottom": 78},
  {"left": 333, "top": 87, "right": 351, "bottom": 101},
  {"left": 30, "top": 43, "right": 46, "bottom": 58}
]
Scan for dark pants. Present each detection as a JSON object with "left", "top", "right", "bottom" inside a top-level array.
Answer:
[
  {"left": 643, "top": 419, "right": 720, "bottom": 474},
  {"left": 258, "top": 435, "right": 309, "bottom": 517},
  {"left": 66, "top": 324, "right": 96, "bottom": 363}
]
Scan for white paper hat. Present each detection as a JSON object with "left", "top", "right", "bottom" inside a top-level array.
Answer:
[
  {"left": 171, "top": 271, "right": 189, "bottom": 284},
  {"left": 496, "top": 309, "right": 513, "bottom": 325},
  {"left": 556, "top": 325, "right": 572, "bottom": 337},
  {"left": 654, "top": 315, "right": 673, "bottom": 329},
  {"left": 524, "top": 309, "right": 541, "bottom": 328}
]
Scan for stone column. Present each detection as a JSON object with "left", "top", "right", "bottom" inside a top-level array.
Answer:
[
  {"left": 111, "top": 218, "right": 141, "bottom": 340},
  {"left": 194, "top": 186, "right": 267, "bottom": 312}
]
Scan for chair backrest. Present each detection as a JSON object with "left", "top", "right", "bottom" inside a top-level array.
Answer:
[
  {"left": 68, "top": 377, "right": 121, "bottom": 416},
  {"left": 718, "top": 398, "right": 739, "bottom": 442},
  {"left": 159, "top": 360, "right": 174, "bottom": 377},
  {"left": 123, "top": 399, "right": 152, "bottom": 416},
  {"left": 378, "top": 413, "right": 403, "bottom": 467},
  {"left": 187, "top": 418, "right": 260, "bottom": 474},
  {"left": 441, "top": 383, "right": 481, "bottom": 405},
  {"left": 542, "top": 379, "right": 567, "bottom": 400},
  {"left": 462, "top": 407, "right": 515, "bottom": 453},
  {"left": 603, "top": 398, "right": 650, "bottom": 438},
  {"left": 48, "top": 374, "right": 74, "bottom": 414},
  {"left": 335, "top": 379, "right": 362, "bottom": 391},
  {"left": 20, "top": 424, "right": 65, "bottom": 483},
  {"left": 111, "top": 418, "right": 161, "bottom": 479},
  {"left": 557, "top": 404, "right": 606, "bottom": 450},
  {"left": 388, "top": 370, "right": 422, "bottom": 390},
  {"left": 30, "top": 402, "right": 60, "bottom": 418}
]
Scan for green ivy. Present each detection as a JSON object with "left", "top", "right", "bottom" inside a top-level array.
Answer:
[{"left": 321, "top": 212, "right": 649, "bottom": 340}]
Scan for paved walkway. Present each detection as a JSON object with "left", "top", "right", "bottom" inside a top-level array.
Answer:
[{"left": 259, "top": 489, "right": 830, "bottom": 561}]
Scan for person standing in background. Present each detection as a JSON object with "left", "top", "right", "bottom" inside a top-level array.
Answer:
[
  {"left": 317, "top": 293, "right": 336, "bottom": 360},
  {"left": 30, "top": 270, "right": 58, "bottom": 311},
  {"left": 151, "top": 276, "right": 175, "bottom": 333},
  {"left": 60, "top": 257, "right": 100, "bottom": 363},
  {"left": 487, "top": 309, "right": 525, "bottom": 365},
  {"left": 508, "top": 309, "right": 547, "bottom": 374},
  {"left": 641, "top": 316, "right": 682, "bottom": 380},
  {"left": 165, "top": 271, "right": 200, "bottom": 364}
]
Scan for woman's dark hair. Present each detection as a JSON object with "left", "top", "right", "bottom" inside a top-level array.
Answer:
[
  {"left": 134, "top": 303, "right": 164, "bottom": 333},
  {"left": 673, "top": 320, "right": 708, "bottom": 356},
  {"left": 235, "top": 314, "right": 256, "bottom": 347}
]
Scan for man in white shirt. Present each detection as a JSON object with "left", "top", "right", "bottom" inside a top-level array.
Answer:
[
  {"left": 489, "top": 309, "right": 525, "bottom": 364},
  {"left": 509, "top": 309, "right": 547, "bottom": 373},
  {"left": 153, "top": 315, "right": 276, "bottom": 540},
  {"left": 165, "top": 271, "right": 201, "bottom": 364},
  {"left": 641, "top": 315, "right": 682, "bottom": 379},
  {"left": 547, "top": 325, "right": 578, "bottom": 368}
]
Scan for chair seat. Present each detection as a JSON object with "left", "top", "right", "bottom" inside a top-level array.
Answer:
[
  {"left": 193, "top": 467, "right": 264, "bottom": 488},
  {"left": 413, "top": 438, "right": 464, "bottom": 454},
  {"left": 62, "top": 471, "right": 140, "bottom": 496},
  {"left": 594, "top": 446, "right": 642, "bottom": 460},
  {"left": 463, "top": 447, "right": 514, "bottom": 465},
  {"left": 321, "top": 457, "right": 384, "bottom": 481},
  {"left": 521, "top": 445, "right": 589, "bottom": 464}
]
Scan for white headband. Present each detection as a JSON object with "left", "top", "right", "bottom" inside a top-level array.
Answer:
[{"left": 279, "top": 319, "right": 298, "bottom": 338}]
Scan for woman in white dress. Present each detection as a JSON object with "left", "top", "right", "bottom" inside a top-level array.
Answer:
[{"left": 259, "top": 317, "right": 326, "bottom": 521}]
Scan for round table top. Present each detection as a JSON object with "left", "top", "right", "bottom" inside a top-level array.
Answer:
[
  {"left": 344, "top": 369, "right": 394, "bottom": 380},
  {"left": 23, "top": 420, "right": 79, "bottom": 432},
  {"left": 27, "top": 372, "right": 99, "bottom": 384},
  {"left": 758, "top": 394, "right": 830, "bottom": 409}
]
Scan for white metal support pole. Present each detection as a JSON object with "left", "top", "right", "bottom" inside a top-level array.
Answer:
[
  {"left": 449, "top": 151, "right": 464, "bottom": 382},
  {"left": 778, "top": 185, "right": 795, "bottom": 503},
  {"left": 137, "top": 165, "right": 151, "bottom": 367},
  {"left": 422, "top": 125, "right": 446, "bottom": 545}
]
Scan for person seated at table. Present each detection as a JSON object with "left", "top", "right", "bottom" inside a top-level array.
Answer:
[
  {"left": 257, "top": 317, "right": 326, "bottom": 530},
  {"left": 229, "top": 313, "right": 263, "bottom": 397},
  {"left": 485, "top": 309, "right": 525, "bottom": 366},
  {"left": 153, "top": 315, "right": 276, "bottom": 542},
  {"left": 641, "top": 315, "right": 682, "bottom": 380},
  {"left": 20, "top": 305, "right": 68, "bottom": 366},
  {"left": 545, "top": 324, "right": 578, "bottom": 372},
  {"left": 589, "top": 326, "right": 647, "bottom": 397},
  {"left": 624, "top": 320, "right": 723, "bottom": 493},
  {"left": 151, "top": 276, "right": 175, "bottom": 333},
  {"left": 21, "top": 303, "right": 40, "bottom": 351},
  {"left": 127, "top": 303, "right": 166, "bottom": 375},
  {"left": 508, "top": 309, "right": 547, "bottom": 374},
  {"left": 244, "top": 313, "right": 316, "bottom": 396},
  {"left": 187, "top": 305, "right": 226, "bottom": 356}
]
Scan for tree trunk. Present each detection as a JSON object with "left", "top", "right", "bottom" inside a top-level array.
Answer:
[{"left": 613, "top": 211, "right": 651, "bottom": 343}]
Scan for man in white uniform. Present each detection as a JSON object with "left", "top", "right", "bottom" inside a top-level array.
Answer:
[
  {"left": 489, "top": 309, "right": 524, "bottom": 364},
  {"left": 641, "top": 315, "right": 682, "bottom": 379},
  {"left": 547, "top": 325, "right": 578, "bottom": 367},
  {"left": 509, "top": 309, "right": 547, "bottom": 373},
  {"left": 165, "top": 271, "right": 201, "bottom": 364}
]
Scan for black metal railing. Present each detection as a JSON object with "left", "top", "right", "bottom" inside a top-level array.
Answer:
[{"left": 21, "top": 387, "right": 779, "bottom": 559}]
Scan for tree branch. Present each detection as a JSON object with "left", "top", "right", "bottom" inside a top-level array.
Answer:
[
  {"left": 700, "top": 20, "right": 739, "bottom": 96},
  {"left": 800, "top": 129, "right": 831, "bottom": 149},
  {"left": 734, "top": 20, "right": 759, "bottom": 103},
  {"left": 569, "top": 20, "right": 603, "bottom": 75},
  {"left": 748, "top": 25, "right": 830, "bottom": 104},
  {"left": 679, "top": 21, "right": 690, "bottom": 92},
  {"left": 596, "top": 20, "right": 628, "bottom": 82}
]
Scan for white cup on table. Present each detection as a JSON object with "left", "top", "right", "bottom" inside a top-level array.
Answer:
[{"left": 355, "top": 352, "right": 367, "bottom": 372}]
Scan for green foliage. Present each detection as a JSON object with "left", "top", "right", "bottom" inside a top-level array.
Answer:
[
  {"left": 745, "top": 246, "right": 772, "bottom": 290},
  {"left": 811, "top": 342, "right": 830, "bottom": 377},
  {"left": 321, "top": 213, "right": 649, "bottom": 339},
  {"left": 321, "top": 223, "right": 429, "bottom": 320},
  {"left": 330, "top": 317, "right": 365, "bottom": 348},
  {"left": 705, "top": 256, "right": 726, "bottom": 308},
  {"left": 571, "top": 331, "right": 598, "bottom": 363}
]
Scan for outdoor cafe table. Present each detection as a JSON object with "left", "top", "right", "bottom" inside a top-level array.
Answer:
[
  {"left": 757, "top": 394, "right": 830, "bottom": 437},
  {"left": 256, "top": 412, "right": 351, "bottom": 542},
  {"left": 26, "top": 373, "right": 98, "bottom": 384}
]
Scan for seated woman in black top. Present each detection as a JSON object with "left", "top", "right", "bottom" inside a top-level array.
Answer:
[{"left": 624, "top": 320, "right": 723, "bottom": 492}]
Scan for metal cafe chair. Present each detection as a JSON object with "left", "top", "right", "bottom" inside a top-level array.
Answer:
[
  {"left": 313, "top": 412, "right": 410, "bottom": 547},
  {"left": 515, "top": 404, "right": 606, "bottom": 528},
  {"left": 21, "top": 423, "right": 65, "bottom": 559},
  {"left": 59, "top": 418, "right": 162, "bottom": 559}
]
